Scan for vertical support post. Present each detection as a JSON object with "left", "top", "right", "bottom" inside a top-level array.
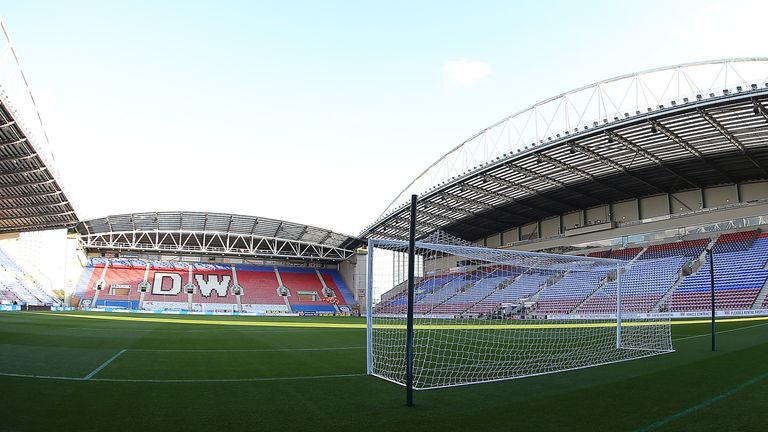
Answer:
[
  {"left": 708, "top": 248, "right": 716, "bottom": 351},
  {"left": 366, "top": 238, "right": 374, "bottom": 375},
  {"left": 615, "top": 263, "right": 622, "bottom": 349},
  {"left": 406, "top": 194, "right": 417, "bottom": 407}
]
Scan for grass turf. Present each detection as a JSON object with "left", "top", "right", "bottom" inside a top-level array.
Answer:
[{"left": 0, "top": 311, "right": 766, "bottom": 431}]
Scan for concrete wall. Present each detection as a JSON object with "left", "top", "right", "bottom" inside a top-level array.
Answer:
[
  {"left": 740, "top": 181, "right": 768, "bottom": 201},
  {"left": 521, "top": 222, "right": 539, "bottom": 240},
  {"left": 613, "top": 199, "right": 639, "bottom": 222},
  {"left": 670, "top": 189, "right": 702, "bottom": 214},
  {"left": 703, "top": 185, "right": 738, "bottom": 208},
  {"left": 508, "top": 200, "right": 768, "bottom": 252},
  {"left": 428, "top": 255, "right": 462, "bottom": 273},
  {"left": 503, "top": 228, "right": 519, "bottom": 244},
  {"left": 541, "top": 217, "right": 560, "bottom": 238},
  {"left": 472, "top": 181, "right": 768, "bottom": 248},
  {"left": 562, "top": 211, "right": 583, "bottom": 230},
  {"left": 586, "top": 205, "right": 609, "bottom": 224},
  {"left": 640, "top": 194, "right": 669, "bottom": 219}
]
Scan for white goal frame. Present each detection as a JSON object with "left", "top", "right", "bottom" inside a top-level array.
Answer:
[{"left": 366, "top": 238, "right": 673, "bottom": 390}]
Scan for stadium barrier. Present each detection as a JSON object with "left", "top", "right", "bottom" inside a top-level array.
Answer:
[
  {"left": 547, "top": 308, "right": 768, "bottom": 320},
  {"left": 0, "top": 304, "right": 21, "bottom": 311}
]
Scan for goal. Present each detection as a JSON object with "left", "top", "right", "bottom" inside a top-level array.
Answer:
[{"left": 366, "top": 239, "right": 673, "bottom": 390}]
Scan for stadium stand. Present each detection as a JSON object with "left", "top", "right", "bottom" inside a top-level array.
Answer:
[
  {"left": 372, "top": 230, "right": 768, "bottom": 316},
  {"left": 640, "top": 239, "right": 709, "bottom": 260},
  {"left": 463, "top": 270, "right": 549, "bottom": 314},
  {"left": 0, "top": 248, "right": 58, "bottom": 306},
  {"left": 536, "top": 270, "right": 609, "bottom": 314},
  {"left": 608, "top": 247, "right": 642, "bottom": 260},
  {"left": 76, "top": 258, "right": 355, "bottom": 313},
  {"left": 671, "top": 233, "right": 768, "bottom": 311},
  {"left": 576, "top": 257, "right": 689, "bottom": 314},
  {"left": 587, "top": 250, "right": 611, "bottom": 259}
]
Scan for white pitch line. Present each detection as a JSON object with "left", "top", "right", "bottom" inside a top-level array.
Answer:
[
  {"left": 672, "top": 321, "right": 768, "bottom": 342},
  {"left": 91, "top": 373, "right": 367, "bottom": 383},
  {"left": 38, "top": 326, "right": 352, "bottom": 334},
  {"left": 0, "top": 370, "right": 366, "bottom": 383},
  {"left": 83, "top": 349, "right": 126, "bottom": 380},
  {"left": 0, "top": 372, "right": 85, "bottom": 381},
  {"left": 128, "top": 346, "right": 365, "bottom": 353}
]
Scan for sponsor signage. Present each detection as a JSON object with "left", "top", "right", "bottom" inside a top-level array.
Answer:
[{"left": 547, "top": 309, "right": 768, "bottom": 320}]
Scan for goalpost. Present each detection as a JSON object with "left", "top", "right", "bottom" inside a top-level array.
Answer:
[{"left": 366, "top": 237, "right": 674, "bottom": 391}]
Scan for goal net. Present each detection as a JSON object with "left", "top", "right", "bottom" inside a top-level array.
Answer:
[{"left": 366, "top": 239, "right": 673, "bottom": 389}]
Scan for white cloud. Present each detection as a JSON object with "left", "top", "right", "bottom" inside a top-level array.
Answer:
[{"left": 443, "top": 59, "right": 492, "bottom": 85}]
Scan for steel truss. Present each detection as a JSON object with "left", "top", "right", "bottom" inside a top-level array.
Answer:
[{"left": 79, "top": 230, "right": 354, "bottom": 261}]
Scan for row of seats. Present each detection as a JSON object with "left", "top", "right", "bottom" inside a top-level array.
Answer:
[
  {"left": 713, "top": 230, "right": 759, "bottom": 253},
  {"left": 76, "top": 259, "right": 355, "bottom": 312},
  {"left": 640, "top": 238, "right": 709, "bottom": 260}
]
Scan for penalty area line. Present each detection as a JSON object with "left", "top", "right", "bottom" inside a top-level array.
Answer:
[{"left": 84, "top": 349, "right": 126, "bottom": 380}]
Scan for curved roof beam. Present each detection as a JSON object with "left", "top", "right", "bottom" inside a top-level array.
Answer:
[{"left": 377, "top": 58, "right": 768, "bottom": 220}]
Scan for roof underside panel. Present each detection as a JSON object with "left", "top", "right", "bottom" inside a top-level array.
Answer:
[{"left": 0, "top": 101, "right": 78, "bottom": 233}]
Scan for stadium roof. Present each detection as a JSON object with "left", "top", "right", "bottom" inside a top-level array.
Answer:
[
  {"left": 361, "top": 58, "right": 768, "bottom": 242},
  {"left": 76, "top": 211, "right": 359, "bottom": 261},
  {"left": 0, "top": 20, "right": 78, "bottom": 233}
]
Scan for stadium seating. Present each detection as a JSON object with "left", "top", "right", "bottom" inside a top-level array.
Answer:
[
  {"left": 671, "top": 233, "right": 768, "bottom": 311},
  {"left": 463, "top": 271, "right": 547, "bottom": 314},
  {"left": 640, "top": 239, "right": 709, "bottom": 260},
  {"left": 369, "top": 229, "right": 768, "bottom": 318},
  {"left": 571, "top": 238, "right": 709, "bottom": 314},
  {"left": 712, "top": 230, "right": 758, "bottom": 253},
  {"left": 608, "top": 247, "right": 642, "bottom": 260},
  {"left": 76, "top": 258, "right": 355, "bottom": 313},
  {"left": 278, "top": 267, "right": 350, "bottom": 310},
  {"left": 536, "top": 270, "right": 609, "bottom": 314},
  {"left": 373, "top": 231, "right": 768, "bottom": 316},
  {"left": 373, "top": 230, "right": 768, "bottom": 317},
  {"left": 0, "top": 248, "right": 58, "bottom": 306},
  {"left": 576, "top": 257, "right": 687, "bottom": 314}
]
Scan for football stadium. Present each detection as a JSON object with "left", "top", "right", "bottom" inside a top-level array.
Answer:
[{"left": 2, "top": 7, "right": 768, "bottom": 432}]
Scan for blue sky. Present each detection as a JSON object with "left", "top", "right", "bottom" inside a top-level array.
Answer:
[{"left": 2, "top": 0, "right": 764, "bottom": 235}]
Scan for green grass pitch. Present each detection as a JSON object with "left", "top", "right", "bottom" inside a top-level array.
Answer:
[{"left": 1, "top": 311, "right": 767, "bottom": 432}]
